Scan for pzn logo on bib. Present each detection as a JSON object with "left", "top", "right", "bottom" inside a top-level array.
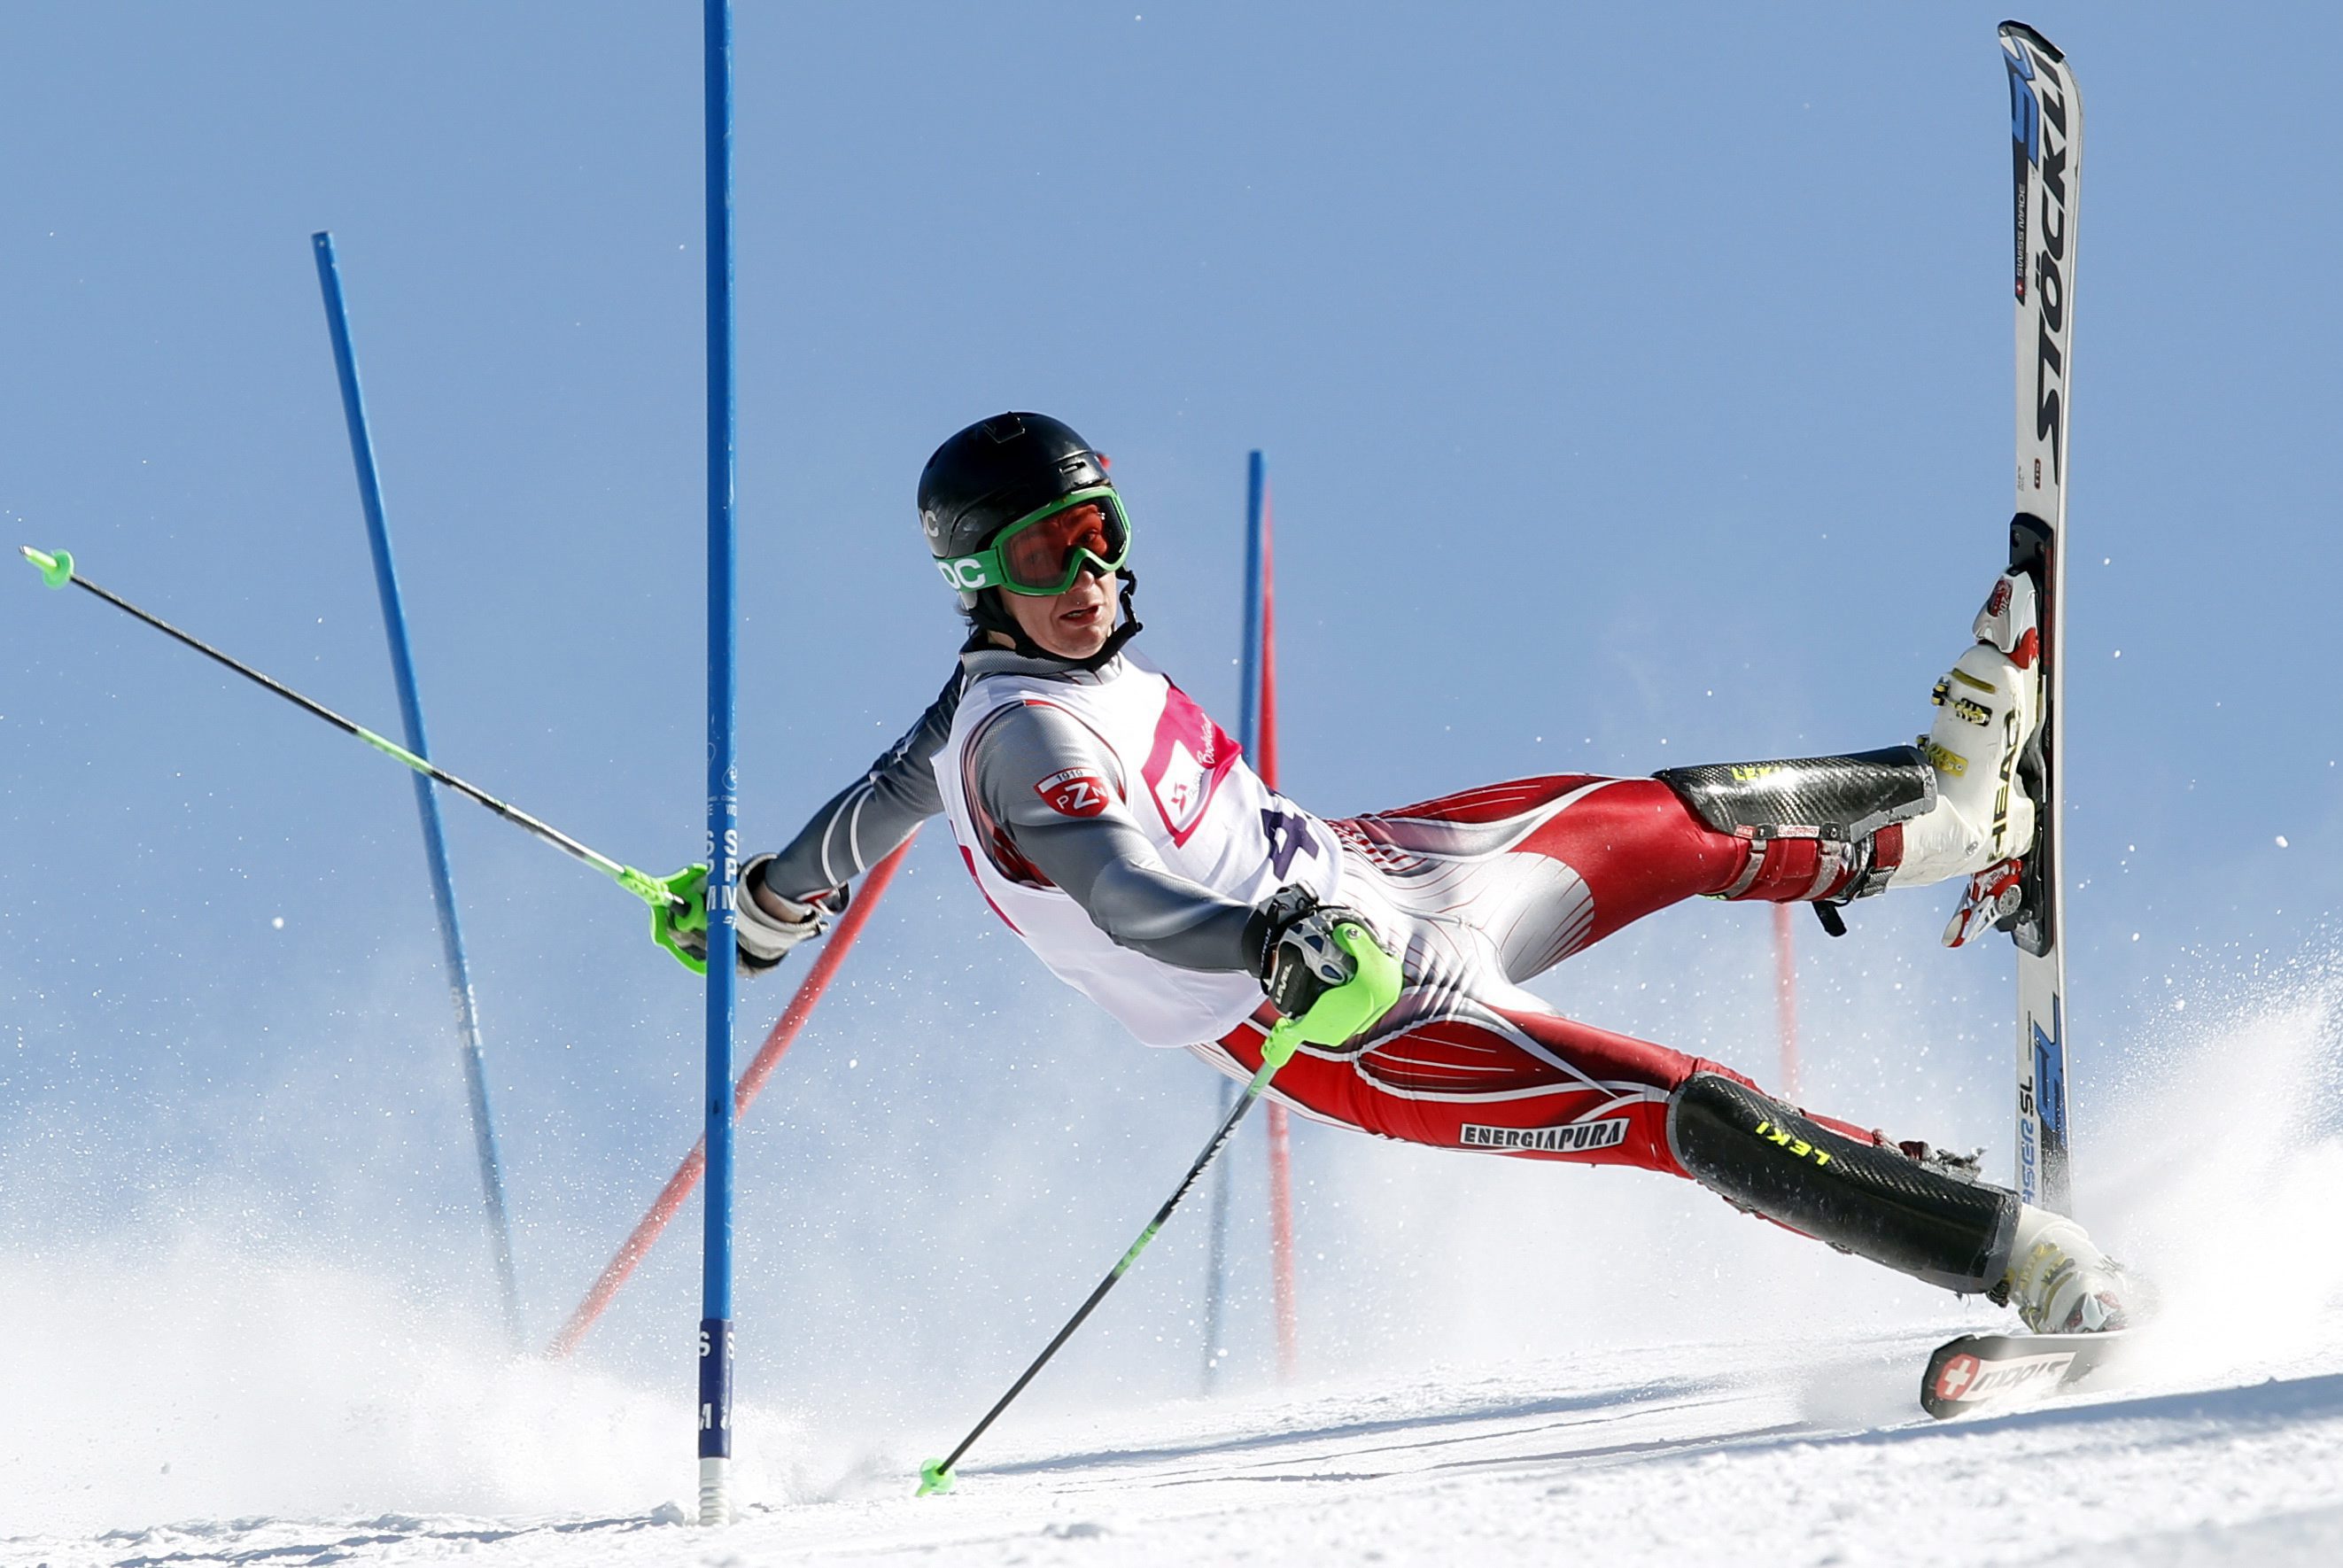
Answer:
[{"left": 1036, "top": 768, "right": 1113, "bottom": 819}]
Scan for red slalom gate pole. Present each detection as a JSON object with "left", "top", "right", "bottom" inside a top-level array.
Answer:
[
  {"left": 1257, "top": 487, "right": 1299, "bottom": 1381},
  {"left": 1266, "top": 1103, "right": 1296, "bottom": 1378},
  {"left": 1773, "top": 901, "right": 1799, "bottom": 1098},
  {"left": 548, "top": 831, "right": 919, "bottom": 1359}
]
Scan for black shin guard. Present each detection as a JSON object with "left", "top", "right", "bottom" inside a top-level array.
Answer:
[
  {"left": 1657, "top": 747, "right": 1933, "bottom": 904},
  {"left": 1666, "top": 1074, "right": 2018, "bottom": 1292},
  {"left": 1657, "top": 746, "right": 1934, "bottom": 841}
]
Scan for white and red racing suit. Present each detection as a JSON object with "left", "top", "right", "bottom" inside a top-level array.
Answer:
[{"left": 756, "top": 642, "right": 1882, "bottom": 1176}]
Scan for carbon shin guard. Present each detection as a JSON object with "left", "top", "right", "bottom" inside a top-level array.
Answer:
[
  {"left": 1657, "top": 746, "right": 1935, "bottom": 903},
  {"left": 1666, "top": 1073, "right": 2018, "bottom": 1292}
]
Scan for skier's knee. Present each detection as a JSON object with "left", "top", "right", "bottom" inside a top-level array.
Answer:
[
  {"left": 1665, "top": 1072, "right": 2018, "bottom": 1292},
  {"left": 1656, "top": 747, "right": 1935, "bottom": 903}
]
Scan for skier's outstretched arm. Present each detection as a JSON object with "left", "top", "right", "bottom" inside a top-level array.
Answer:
[
  {"left": 972, "top": 701, "right": 1255, "bottom": 973},
  {"left": 755, "top": 668, "right": 960, "bottom": 902},
  {"left": 676, "top": 669, "right": 960, "bottom": 974}
]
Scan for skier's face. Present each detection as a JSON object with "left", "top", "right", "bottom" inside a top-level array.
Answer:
[{"left": 1004, "top": 566, "right": 1120, "bottom": 660}]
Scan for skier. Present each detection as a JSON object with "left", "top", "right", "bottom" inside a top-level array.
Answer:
[{"left": 682, "top": 411, "right": 2135, "bottom": 1338}]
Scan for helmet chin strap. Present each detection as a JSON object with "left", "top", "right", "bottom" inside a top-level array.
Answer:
[{"left": 966, "top": 569, "right": 1143, "bottom": 673}]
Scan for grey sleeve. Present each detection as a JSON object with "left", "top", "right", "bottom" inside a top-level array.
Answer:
[
  {"left": 757, "top": 670, "right": 961, "bottom": 898},
  {"left": 970, "top": 701, "right": 1257, "bottom": 974}
]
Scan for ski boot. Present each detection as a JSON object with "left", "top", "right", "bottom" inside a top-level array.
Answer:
[
  {"left": 1653, "top": 570, "right": 2047, "bottom": 937},
  {"left": 1866, "top": 567, "right": 2049, "bottom": 951},
  {"left": 1994, "top": 1205, "right": 2141, "bottom": 1333}
]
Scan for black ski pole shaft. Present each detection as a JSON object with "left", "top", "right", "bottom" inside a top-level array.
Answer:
[
  {"left": 919, "top": 1085, "right": 1265, "bottom": 1495},
  {"left": 914, "top": 922, "right": 1401, "bottom": 1496},
  {"left": 19, "top": 545, "right": 684, "bottom": 912}
]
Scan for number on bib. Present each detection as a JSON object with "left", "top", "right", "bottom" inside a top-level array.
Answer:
[{"left": 1261, "top": 807, "right": 1318, "bottom": 880}]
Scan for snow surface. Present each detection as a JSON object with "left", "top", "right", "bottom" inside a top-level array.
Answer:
[
  {"left": 8, "top": 922, "right": 2342, "bottom": 1568},
  {"left": 10, "top": 1320, "right": 2343, "bottom": 1568}
]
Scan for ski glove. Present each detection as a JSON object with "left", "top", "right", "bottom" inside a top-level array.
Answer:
[
  {"left": 669, "top": 854, "right": 845, "bottom": 976},
  {"left": 1244, "top": 885, "right": 1384, "bottom": 1035}
]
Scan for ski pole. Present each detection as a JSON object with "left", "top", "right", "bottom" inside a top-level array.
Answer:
[
  {"left": 915, "top": 923, "right": 1401, "bottom": 1497},
  {"left": 19, "top": 545, "right": 710, "bottom": 970}
]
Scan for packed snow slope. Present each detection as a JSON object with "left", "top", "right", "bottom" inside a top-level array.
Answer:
[
  {"left": 10, "top": 1320, "right": 2343, "bottom": 1568},
  {"left": 6, "top": 958, "right": 2341, "bottom": 1567}
]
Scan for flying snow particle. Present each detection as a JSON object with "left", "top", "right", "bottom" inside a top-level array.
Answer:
[
  {"left": 271, "top": 917, "right": 284, "bottom": 929},
  {"left": 2276, "top": 835, "right": 2290, "bottom": 849}
]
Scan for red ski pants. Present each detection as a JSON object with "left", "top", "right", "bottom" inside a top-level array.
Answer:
[{"left": 1206, "top": 775, "right": 1874, "bottom": 1175}]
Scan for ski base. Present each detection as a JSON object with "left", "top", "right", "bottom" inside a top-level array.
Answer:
[{"left": 1921, "top": 1328, "right": 2134, "bottom": 1418}]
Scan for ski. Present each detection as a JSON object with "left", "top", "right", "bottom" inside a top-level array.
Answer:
[
  {"left": 1922, "top": 1327, "right": 2133, "bottom": 1419},
  {"left": 1998, "top": 20, "right": 2081, "bottom": 1215}
]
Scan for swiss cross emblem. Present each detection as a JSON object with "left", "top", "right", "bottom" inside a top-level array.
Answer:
[
  {"left": 1036, "top": 768, "right": 1113, "bottom": 819},
  {"left": 1141, "top": 682, "right": 1240, "bottom": 846},
  {"left": 1934, "top": 1353, "right": 1982, "bottom": 1402}
]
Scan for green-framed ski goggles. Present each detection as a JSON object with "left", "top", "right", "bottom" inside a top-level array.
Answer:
[{"left": 936, "top": 486, "right": 1133, "bottom": 597}]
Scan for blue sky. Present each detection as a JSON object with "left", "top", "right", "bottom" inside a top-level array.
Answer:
[{"left": 5, "top": 2, "right": 2340, "bottom": 1420}]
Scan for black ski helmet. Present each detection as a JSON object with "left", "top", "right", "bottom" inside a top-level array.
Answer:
[
  {"left": 917, "top": 411, "right": 1140, "bottom": 664},
  {"left": 918, "top": 413, "right": 1111, "bottom": 604}
]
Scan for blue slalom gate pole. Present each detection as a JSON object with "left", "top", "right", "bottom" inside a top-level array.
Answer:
[
  {"left": 698, "top": 0, "right": 741, "bottom": 1528},
  {"left": 311, "top": 230, "right": 524, "bottom": 1349},
  {"left": 1237, "top": 451, "right": 1268, "bottom": 756},
  {"left": 1201, "top": 450, "right": 1270, "bottom": 1391}
]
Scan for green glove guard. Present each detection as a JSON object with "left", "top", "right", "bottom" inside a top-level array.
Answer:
[
  {"left": 1260, "top": 921, "right": 1402, "bottom": 1072},
  {"left": 648, "top": 863, "right": 711, "bottom": 975}
]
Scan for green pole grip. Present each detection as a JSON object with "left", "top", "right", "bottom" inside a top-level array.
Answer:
[{"left": 646, "top": 863, "right": 711, "bottom": 975}]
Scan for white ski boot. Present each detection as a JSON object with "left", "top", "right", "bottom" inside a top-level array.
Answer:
[
  {"left": 1997, "top": 1204, "right": 2137, "bottom": 1333},
  {"left": 1886, "top": 570, "right": 2045, "bottom": 927}
]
